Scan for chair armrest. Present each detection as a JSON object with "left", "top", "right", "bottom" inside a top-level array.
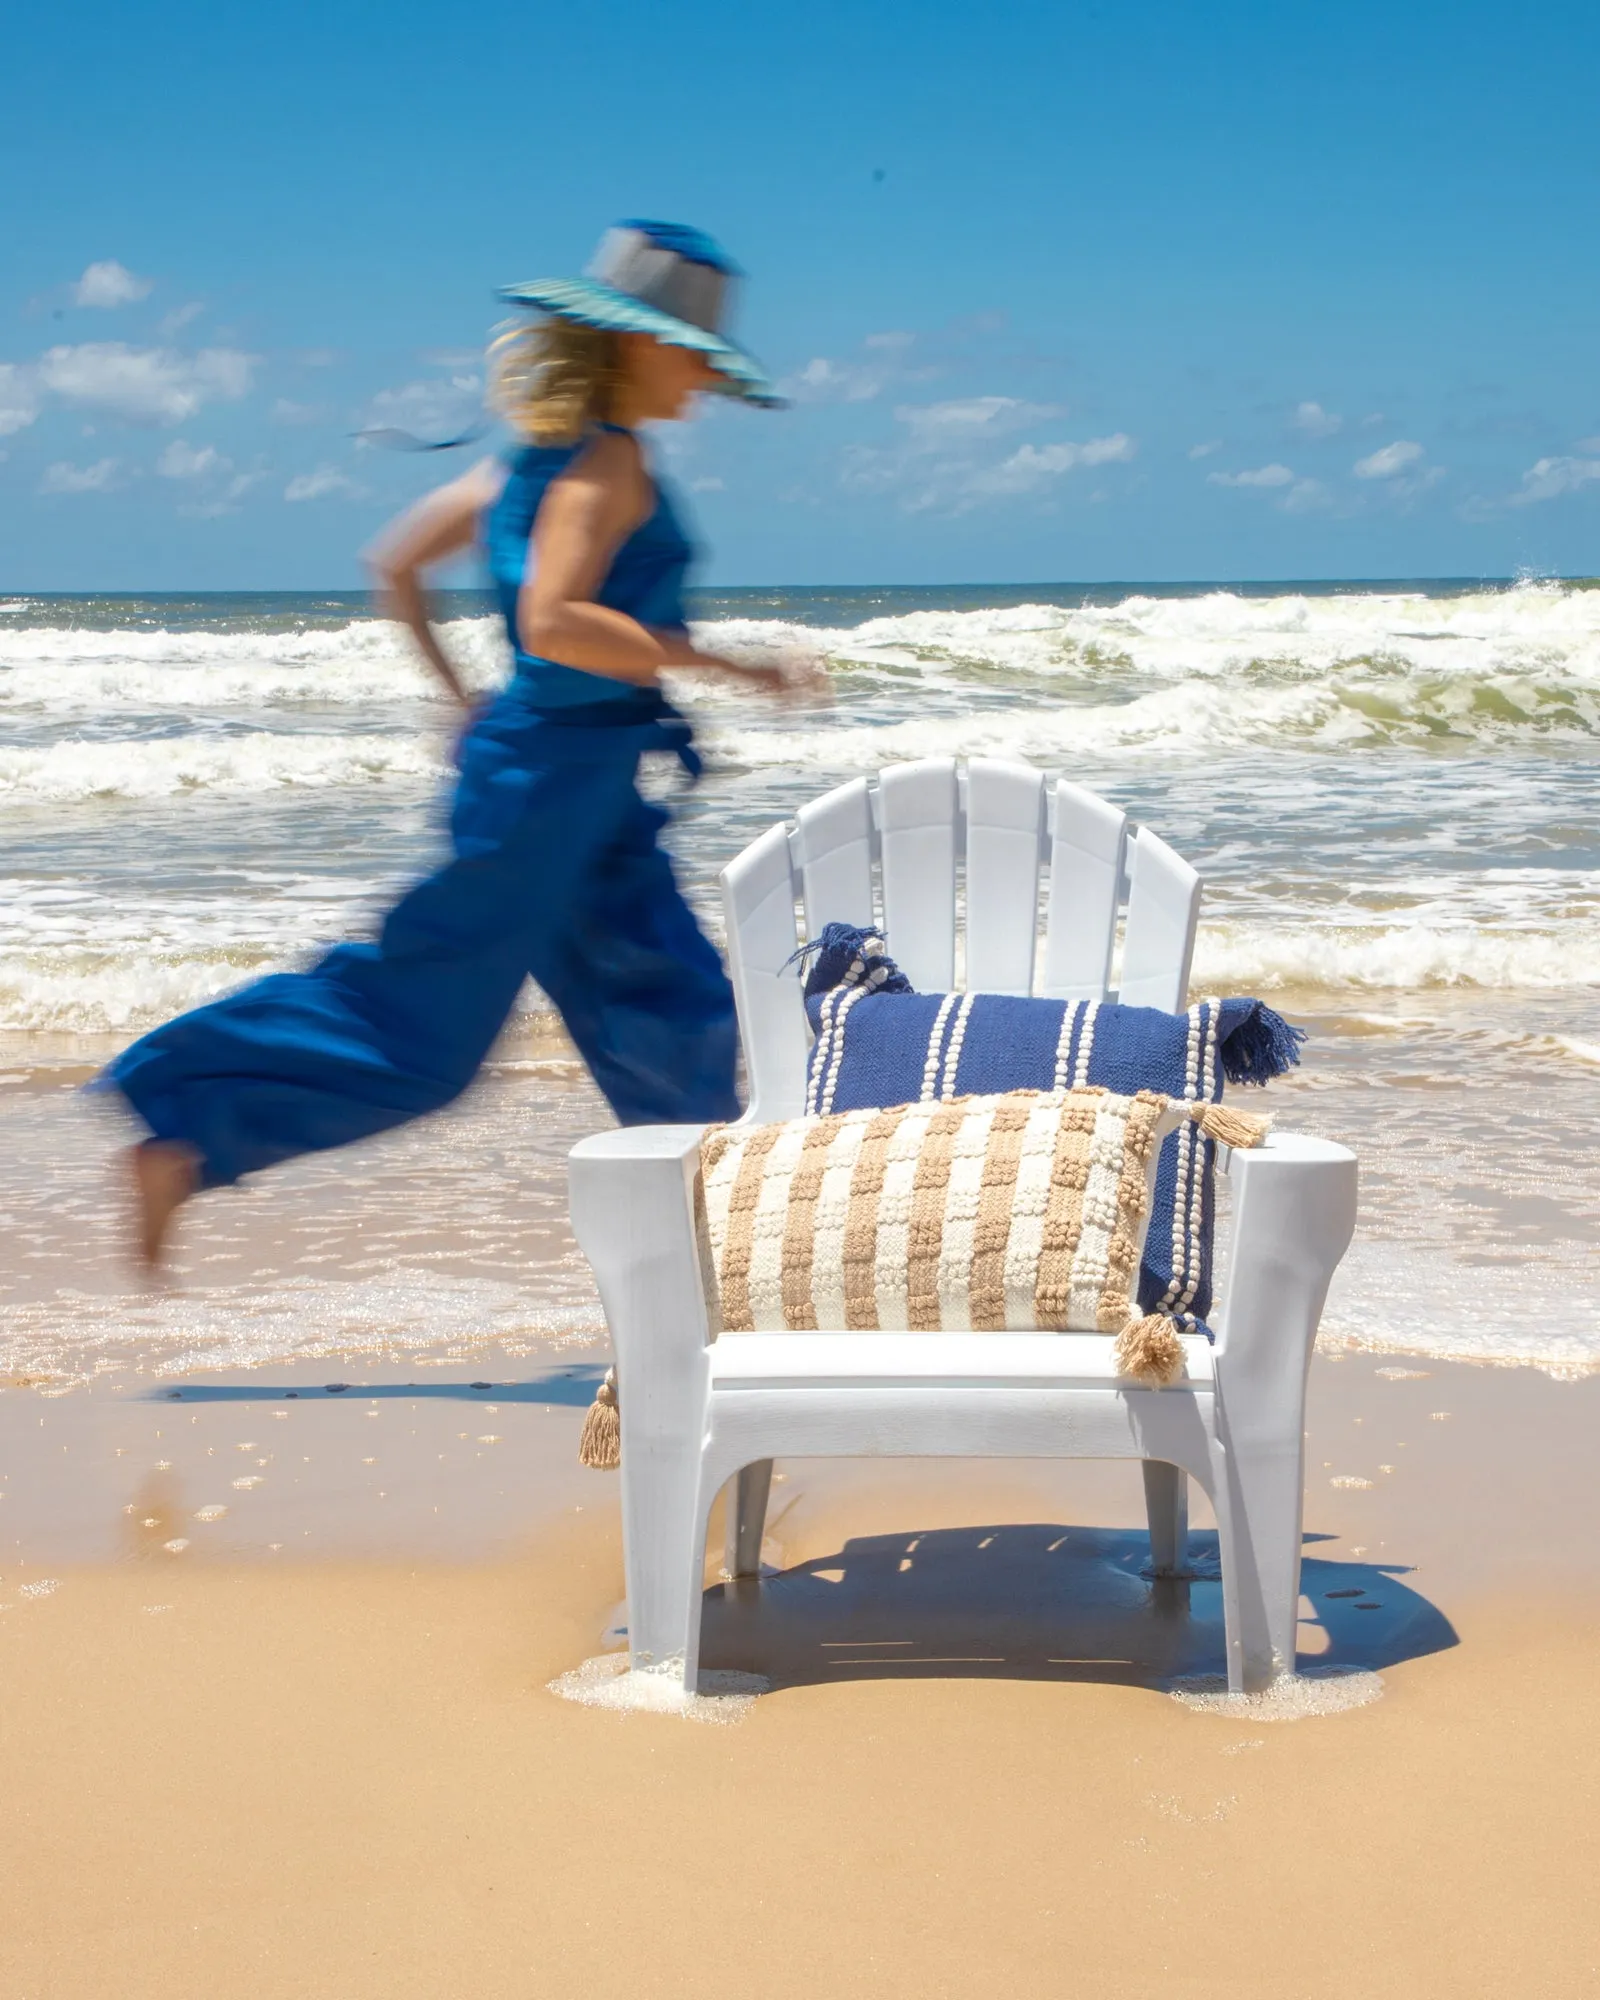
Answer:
[
  {"left": 567, "top": 1124, "right": 714, "bottom": 1389},
  {"left": 1213, "top": 1131, "right": 1358, "bottom": 1412}
]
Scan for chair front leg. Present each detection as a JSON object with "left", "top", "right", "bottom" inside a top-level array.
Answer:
[
  {"left": 569, "top": 1124, "right": 717, "bottom": 1680},
  {"left": 1214, "top": 1132, "right": 1358, "bottom": 1689}
]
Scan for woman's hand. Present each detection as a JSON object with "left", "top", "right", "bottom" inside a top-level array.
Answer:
[{"left": 657, "top": 636, "right": 832, "bottom": 706}]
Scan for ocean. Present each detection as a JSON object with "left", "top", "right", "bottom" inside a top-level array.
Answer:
[{"left": 3, "top": 579, "right": 1597, "bottom": 1383}]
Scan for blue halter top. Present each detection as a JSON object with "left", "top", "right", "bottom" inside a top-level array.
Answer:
[{"left": 484, "top": 425, "right": 696, "bottom": 710}]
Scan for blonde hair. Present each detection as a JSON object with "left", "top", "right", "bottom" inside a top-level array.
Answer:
[{"left": 488, "top": 318, "right": 624, "bottom": 444}]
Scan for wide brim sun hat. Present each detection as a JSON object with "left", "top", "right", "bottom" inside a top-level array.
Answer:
[{"left": 498, "top": 220, "right": 784, "bottom": 408}]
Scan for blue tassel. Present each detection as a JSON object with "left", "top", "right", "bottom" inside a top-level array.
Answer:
[
  {"left": 1219, "top": 1000, "right": 1307, "bottom": 1087},
  {"left": 787, "top": 922, "right": 914, "bottom": 1001}
]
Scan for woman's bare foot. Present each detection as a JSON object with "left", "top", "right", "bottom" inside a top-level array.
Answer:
[{"left": 129, "top": 1141, "right": 201, "bottom": 1270}]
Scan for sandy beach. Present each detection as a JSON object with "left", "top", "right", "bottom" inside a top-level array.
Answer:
[{"left": 4, "top": 1346, "right": 1599, "bottom": 1998}]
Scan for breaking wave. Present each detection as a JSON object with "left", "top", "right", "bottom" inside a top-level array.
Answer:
[{"left": 0, "top": 732, "right": 446, "bottom": 802}]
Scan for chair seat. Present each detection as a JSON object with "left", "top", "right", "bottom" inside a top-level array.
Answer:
[{"left": 709, "top": 1330, "right": 1216, "bottom": 1392}]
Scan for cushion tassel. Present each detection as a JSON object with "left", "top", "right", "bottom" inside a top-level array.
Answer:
[
  {"left": 1219, "top": 1000, "right": 1307, "bottom": 1086},
  {"left": 1114, "top": 1314, "right": 1188, "bottom": 1386},
  {"left": 578, "top": 1366, "right": 621, "bottom": 1470},
  {"left": 1187, "top": 1100, "right": 1272, "bottom": 1150}
]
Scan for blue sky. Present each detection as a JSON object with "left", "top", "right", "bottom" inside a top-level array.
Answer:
[{"left": 4, "top": 0, "right": 1598, "bottom": 589}]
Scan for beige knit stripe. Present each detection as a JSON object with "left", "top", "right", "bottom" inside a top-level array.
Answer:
[
  {"left": 716, "top": 1121, "right": 784, "bottom": 1332},
  {"left": 841, "top": 1107, "right": 902, "bottom": 1330},
  {"left": 778, "top": 1117, "right": 839, "bottom": 1331},
  {"left": 1099, "top": 1091, "right": 1166, "bottom": 1331},
  {"left": 969, "top": 1096, "right": 1030, "bottom": 1329},
  {"left": 1027, "top": 1090, "right": 1094, "bottom": 1329},
  {"left": 873, "top": 1101, "right": 942, "bottom": 1332},
  {"left": 934, "top": 1098, "right": 999, "bottom": 1330},
  {"left": 699, "top": 1126, "right": 745, "bottom": 1269},
  {"left": 806, "top": 1112, "right": 871, "bottom": 1328},
  {"left": 905, "top": 1102, "right": 966, "bottom": 1330},
  {"left": 693, "top": 1166, "right": 725, "bottom": 1338},
  {"left": 743, "top": 1117, "right": 813, "bottom": 1330},
  {"left": 1004, "top": 1093, "right": 1071, "bottom": 1326},
  {"left": 1058, "top": 1091, "right": 1127, "bottom": 1331}
]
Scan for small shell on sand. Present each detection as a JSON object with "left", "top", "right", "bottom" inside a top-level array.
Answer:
[{"left": 548, "top": 1653, "right": 768, "bottom": 1724}]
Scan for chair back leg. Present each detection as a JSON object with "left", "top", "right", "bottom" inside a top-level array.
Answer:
[
  {"left": 725, "top": 1460, "right": 774, "bottom": 1580},
  {"left": 1141, "top": 1460, "right": 1189, "bottom": 1576}
]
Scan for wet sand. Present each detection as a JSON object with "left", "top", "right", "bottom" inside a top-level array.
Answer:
[{"left": 4, "top": 1350, "right": 1600, "bottom": 1996}]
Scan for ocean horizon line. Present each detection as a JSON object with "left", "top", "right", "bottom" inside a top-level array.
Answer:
[{"left": 5, "top": 573, "right": 1588, "bottom": 601}]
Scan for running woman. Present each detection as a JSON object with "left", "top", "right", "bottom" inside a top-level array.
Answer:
[{"left": 105, "top": 221, "right": 805, "bottom": 1264}]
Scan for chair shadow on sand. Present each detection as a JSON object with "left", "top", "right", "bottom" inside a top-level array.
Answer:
[
  {"left": 698, "top": 1524, "right": 1457, "bottom": 1693},
  {"left": 151, "top": 1377, "right": 1456, "bottom": 1691}
]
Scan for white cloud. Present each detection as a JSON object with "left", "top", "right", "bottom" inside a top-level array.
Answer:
[
  {"left": 284, "top": 465, "right": 368, "bottom": 502},
  {"left": 1208, "top": 463, "right": 1295, "bottom": 489},
  {"left": 72, "top": 260, "right": 153, "bottom": 308},
  {"left": 35, "top": 342, "right": 255, "bottom": 425},
  {"left": 1509, "top": 455, "right": 1600, "bottom": 506},
  {"left": 359, "top": 374, "right": 482, "bottom": 442},
  {"left": 961, "top": 434, "right": 1135, "bottom": 500},
  {"left": 157, "top": 439, "right": 227, "bottom": 480},
  {"left": 0, "top": 363, "right": 40, "bottom": 437},
  {"left": 689, "top": 476, "right": 724, "bottom": 492},
  {"left": 780, "top": 331, "right": 929, "bottom": 406},
  {"left": 1354, "top": 439, "right": 1424, "bottom": 480},
  {"left": 1282, "top": 478, "right": 1331, "bottom": 513},
  {"left": 271, "top": 398, "right": 324, "bottom": 426},
  {"left": 1291, "top": 401, "right": 1342, "bottom": 438},
  {"left": 39, "top": 457, "right": 124, "bottom": 494},
  {"left": 1188, "top": 439, "right": 1222, "bottom": 459},
  {"left": 158, "top": 302, "right": 205, "bottom": 337},
  {"left": 1575, "top": 435, "right": 1600, "bottom": 454},
  {"left": 896, "top": 395, "right": 1064, "bottom": 446}
]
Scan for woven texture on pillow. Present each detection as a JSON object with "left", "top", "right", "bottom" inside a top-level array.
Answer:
[
  {"left": 697, "top": 1089, "right": 1264, "bottom": 1382},
  {"left": 796, "top": 928, "right": 1304, "bottom": 1336}
]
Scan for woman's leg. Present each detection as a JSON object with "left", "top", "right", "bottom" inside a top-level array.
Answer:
[
  {"left": 104, "top": 727, "right": 640, "bottom": 1193},
  {"left": 532, "top": 786, "right": 740, "bottom": 1127}
]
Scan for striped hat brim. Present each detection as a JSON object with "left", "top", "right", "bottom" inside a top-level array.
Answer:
[{"left": 496, "top": 277, "right": 785, "bottom": 408}]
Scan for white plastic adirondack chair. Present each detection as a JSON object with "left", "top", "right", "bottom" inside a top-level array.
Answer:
[{"left": 569, "top": 758, "right": 1357, "bottom": 1694}]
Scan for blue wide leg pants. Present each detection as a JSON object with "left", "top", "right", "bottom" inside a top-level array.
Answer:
[{"left": 103, "top": 687, "right": 740, "bottom": 1187}]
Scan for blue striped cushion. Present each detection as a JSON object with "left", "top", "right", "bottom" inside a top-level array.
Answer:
[{"left": 799, "top": 927, "right": 1304, "bottom": 1334}]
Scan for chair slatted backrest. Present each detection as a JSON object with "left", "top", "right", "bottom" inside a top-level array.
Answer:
[{"left": 721, "top": 756, "right": 1201, "bottom": 1123}]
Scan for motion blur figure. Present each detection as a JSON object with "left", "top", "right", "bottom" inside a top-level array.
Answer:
[{"left": 104, "top": 221, "right": 807, "bottom": 1265}]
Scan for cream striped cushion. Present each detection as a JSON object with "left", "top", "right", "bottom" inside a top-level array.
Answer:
[{"left": 698, "top": 1088, "right": 1263, "bottom": 1383}]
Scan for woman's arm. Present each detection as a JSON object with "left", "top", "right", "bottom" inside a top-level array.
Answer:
[
  {"left": 365, "top": 457, "right": 506, "bottom": 706},
  {"left": 521, "top": 433, "right": 807, "bottom": 694}
]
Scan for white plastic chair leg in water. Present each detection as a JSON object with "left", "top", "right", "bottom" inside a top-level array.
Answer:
[{"left": 569, "top": 759, "right": 1357, "bottom": 1695}]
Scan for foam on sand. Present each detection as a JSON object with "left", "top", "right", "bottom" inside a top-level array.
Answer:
[
  {"left": 1167, "top": 1665, "right": 1384, "bottom": 1720},
  {"left": 548, "top": 1652, "right": 769, "bottom": 1722}
]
